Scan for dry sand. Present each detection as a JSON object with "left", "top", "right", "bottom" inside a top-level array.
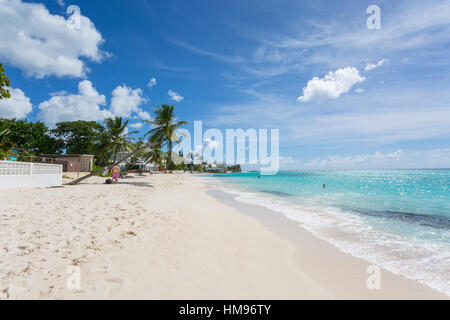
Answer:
[{"left": 0, "top": 174, "right": 446, "bottom": 299}]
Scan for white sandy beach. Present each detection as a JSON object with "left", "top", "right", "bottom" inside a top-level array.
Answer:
[{"left": 0, "top": 174, "right": 447, "bottom": 299}]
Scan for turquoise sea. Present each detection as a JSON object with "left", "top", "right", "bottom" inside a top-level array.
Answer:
[{"left": 208, "top": 170, "right": 450, "bottom": 296}]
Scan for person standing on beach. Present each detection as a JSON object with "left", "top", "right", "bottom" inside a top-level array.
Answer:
[{"left": 111, "top": 165, "right": 120, "bottom": 184}]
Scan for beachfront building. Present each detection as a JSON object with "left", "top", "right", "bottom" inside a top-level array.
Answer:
[
  {"left": 204, "top": 161, "right": 227, "bottom": 173},
  {"left": 127, "top": 161, "right": 159, "bottom": 174},
  {"left": 39, "top": 154, "right": 95, "bottom": 173}
]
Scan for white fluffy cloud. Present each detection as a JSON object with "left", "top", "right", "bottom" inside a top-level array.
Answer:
[
  {"left": 129, "top": 122, "right": 143, "bottom": 129},
  {"left": 36, "top": 82, "right": 151, "bottom": 126},
  {"left": 148, "top": 78, "right": 157, "bottom": 89},
  {"left": 110, "top": 85, "right": 150, "bottom": 120},
  {"left": 365, "top": 59, "right": 388, "bottom": 71},
  {"left": 168, "top": 90, "right": 184, "bottom": 102},
  {"left": 304, "top": 150, "right": 403, "bottom": 169},
  {"left": 0, "top": 0, "right": 105, "bottom": 78},
  {"left": 0, "top": 88, "right": 33, "bottom": 119},
  {"left": 354, "top": 88, "right": 365, "bottom": 94},
  {"left": 297, "top": 67, "right": 365, "bottom": 102},
  {"left": 38, "top": 80, "right": 112, "bottom": 125},
  {"left": 280, "top": 156, "right": 299, "bottom": 166}
]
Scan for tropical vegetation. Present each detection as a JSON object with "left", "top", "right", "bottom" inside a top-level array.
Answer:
[
  {"left": 0, "top": 105, "right": 192, "bottom": 171},
  {"left": 52, "top": 120, "right": 103, "bottom": 155},
  {"left": 99, "top": 117, "right": 137, "bottom": 163},
  {"left": 0, "top": 63, "right": 10, "bottom": 100},
  {"left": 0, "top": 125, "right": 13, "bottom": 160},
  {"left": 145, "top": 104, "right": 188, "bottom": 170},
  {"left": 0, "top": 119, "right": 63, "bottom": 156},
  {"left": 1, "top": 100, "right": 240, "bottom": 175}
]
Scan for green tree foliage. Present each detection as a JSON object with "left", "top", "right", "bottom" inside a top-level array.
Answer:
[
  {"left": 193, "top": 163, "right": 204, "bottom": 172},
  {"left": 0, "top": 124, "right": 13, "bottom": 160},
  {"left": 0, "top": 63, "right": 11, "bottom": 99},
  {"left": 1, "top": 104, "right": 197, "bottom": 175},
  {"left": 52, "top": 120, "right": 103, "bottom": 155},
  {"left": 99, "top": 117, "right": 137, "bottom": 163},
  {"left": 0, "top": 118, "right": 63, "bottom": 155},
  {"left": 227, "top": 164, "right": 242, "bottom": 172},
  {"left": 145, "top": 104, "right": 187, "bottom": 170},
  {"left": 127, "top": 137, "right": 146, "bottom": 169},
  {"left": 142, "top": 143, "right": 165, "bottom": 171}
]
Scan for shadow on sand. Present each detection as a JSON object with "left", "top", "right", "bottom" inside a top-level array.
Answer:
[
  {"left": 75, "top": 179, "right": 155, "bottom": 189},
  {"left": 117, "top": 181, "right": 155, "bottom": 188}
]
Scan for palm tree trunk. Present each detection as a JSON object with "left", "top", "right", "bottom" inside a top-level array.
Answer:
[
  {"left": 167, "top": 140, "right": 173, "bottom": 170},
  {"left": 66, "top": 143, "right": 155, "bottom": 185},
  {"left": 113, "top": 145, "right": 118, "bottom": 163}
]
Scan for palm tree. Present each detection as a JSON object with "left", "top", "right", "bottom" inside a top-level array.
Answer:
[
  {"left": 128, "top": 138, "right": 164, "bottom": 174},
  {"left": 145, "top": 105, "right": 187, "bottom": 170},
  {"left": 101, "top": 117, "right": 137, "bottom": 163},
  {"left": 184, "top": 151, "right": 195, "bottom": 172},
  {"left": 142, "top": 143, "right": 165, "bottom": 171},
  {"left": 67, "top": 106, "right": 186, "bottom": 185}
]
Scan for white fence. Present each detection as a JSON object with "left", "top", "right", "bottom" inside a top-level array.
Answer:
[{"left": 0, "top": 161, "right": 63, "bottom": 188}]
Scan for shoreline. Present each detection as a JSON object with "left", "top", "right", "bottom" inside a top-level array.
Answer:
[
  {"left": 207, "top": 187, "right": 447, "bottom": 299},
  {"left": 0, "top": 174, "right": 447, "bottom": 299}
]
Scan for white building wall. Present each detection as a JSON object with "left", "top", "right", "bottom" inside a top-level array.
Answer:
[{"left": 0, "top": 161, "right": 63, "bottom": 188}]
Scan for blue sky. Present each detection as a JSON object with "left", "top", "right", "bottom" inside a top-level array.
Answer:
[{"left": 0, "top": 0, "right": 450, "bottom": 169}]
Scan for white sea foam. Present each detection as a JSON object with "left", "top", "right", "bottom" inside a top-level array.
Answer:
[{"left": 208, "top": 178, "right": 450, "bottom": 296}]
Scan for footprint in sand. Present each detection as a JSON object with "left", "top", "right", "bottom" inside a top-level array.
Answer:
[
  {"left": 96, "top": 265, "right": 108, "bottom": 274},
  {"left": 86, "top": 280, "right": 108, "bottom": 297},
  {"left": 106, "top": 278, "right": 124, "bottom": 296}
]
